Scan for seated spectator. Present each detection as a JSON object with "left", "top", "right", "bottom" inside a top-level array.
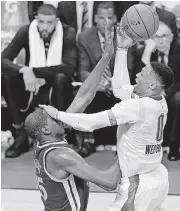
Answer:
[
  {"left": 131, "top": 21, "right": 180, "bottom": 161},
  {"left": 28, "top": 1, "right": 43, "bottom": 22},
  {"left": 1, "top": 4, "right": 76, "bottom": 158},
  {"left": 113, "top": 1, "right": 138, "bottom": 22},
  {"left": 172, "top": 4, "right": 180, "bottom": 38},
  {"left": 76, "top": 1, "right": 118, "bottom": 150},
  {"left": 57, "top": 1, "right": 103, "bottom": 36},
  {"left": 140, "top": 1, "right": 178, "bottom": 36}
]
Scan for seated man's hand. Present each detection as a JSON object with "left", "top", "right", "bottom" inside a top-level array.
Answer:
[
  {"left": 39, "top": 104, "right": 58, "bottom": 119},
  {"left": 37, "top": 78, "right": 46, "bottom": 87},
  {"left": 20, "top": 66, "right": 40, "bottom": 95}
]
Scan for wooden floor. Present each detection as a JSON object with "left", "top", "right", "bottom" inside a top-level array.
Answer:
[
  {"left": 2, "top": 150, "right": 180, "bottom": 194},
  {"left": 2, "top": 190, "right": 180, "bottom": 211}
]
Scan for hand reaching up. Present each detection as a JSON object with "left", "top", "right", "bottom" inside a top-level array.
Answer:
[
  {"left": 116, "top": 21, "right": 136, "bottom": 49},
  {"left": 104, "top": 19, "right": 114, "bottom": 59}
]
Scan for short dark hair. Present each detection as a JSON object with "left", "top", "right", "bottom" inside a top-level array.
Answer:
[
  {"left": 96, "top": 1, "right": 115, "bottom": 13},
  {"left": 37, "top": 4, "right": 57, "bottom": 17},
  {"left": 151, "top": 62, "right": 174, "bottom": 89},
  {"left": 25, "top": 108, "right": 48, "bottom": 140}
]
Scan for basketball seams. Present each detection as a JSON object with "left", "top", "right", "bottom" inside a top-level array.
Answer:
[
  {"left": 134, "top": 5, "right": 150, "bottom": 38},
  {"left": 143, "top": 4, "right": 156, "bottom": 37},
  {"left": 125, "top": 10, "right": 144, "bottom": 39}
]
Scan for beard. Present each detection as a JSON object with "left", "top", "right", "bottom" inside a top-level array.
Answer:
[{"left": 37, "top": 27, "right": 55, "bottom": 42}]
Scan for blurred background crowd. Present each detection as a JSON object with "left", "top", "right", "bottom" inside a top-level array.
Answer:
[{"left": 1, "top": 1, "right": 180, "bottom": 161}]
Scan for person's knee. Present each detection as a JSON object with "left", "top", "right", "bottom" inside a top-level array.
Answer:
[{"left": 54, "top": 73, "right": 69, "bottom": 85}]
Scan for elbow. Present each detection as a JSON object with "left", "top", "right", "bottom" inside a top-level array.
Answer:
[{"left": 104, "top": 181, "right": 118, "bottom": 191}]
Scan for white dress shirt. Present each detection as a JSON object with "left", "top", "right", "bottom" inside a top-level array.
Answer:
[{"left": 76, "top": 1, "right": 94, "bottom": 34}]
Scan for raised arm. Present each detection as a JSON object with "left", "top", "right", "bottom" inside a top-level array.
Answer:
[
  {"left": 66, "top": 26, "right": 114, "bottom": 113},
  {"left": 52, "top": 148, "right": 121, "bottom": 190},
  {"left": 112, "top": 26, "right": 136, "bottom": 100}
]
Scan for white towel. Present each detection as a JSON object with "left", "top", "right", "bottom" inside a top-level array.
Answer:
[
  {"left": 29, "top": 19, "right": 63, "bottom": 67},
  {"left": 21, "top": 19, "right": 63, "bottom": 112}
]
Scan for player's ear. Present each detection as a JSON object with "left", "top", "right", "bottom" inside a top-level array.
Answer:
[
  {"left": 113, "top": 14, "right": 117, "bottom": 24},
  {"left": 95, "top": 14, "right": 98, "bottom": 24},
  {"left": 42, "top": 125, "right": 51, "bottom": 135},
  {"left": 149, "top": 82, "right": 157, "bottom": 90}
]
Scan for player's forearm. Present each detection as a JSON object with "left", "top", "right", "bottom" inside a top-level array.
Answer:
[
  {"left": 56, "top": 111, "right": 111, "bottom": 132},
  {"left": 141, "top": 47, "right": 152, "bottom": 65},
  {"left": 105, "top": 159, "right": 121, "bottom": 189},
  {"left": 112, "top": 50, "right": 132, "bottom": 100},
  {"left": 66, "top": 53, "right": 111, "bottom": 113},
  {"left": 92, "top": 161, "right": 121, "bottom": 190}
]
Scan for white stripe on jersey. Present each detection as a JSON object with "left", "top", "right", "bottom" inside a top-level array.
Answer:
[
  {"left": 63, "top": 180, "right": 77, "bottom": 211},
  {"left": 63, "top": 177, "right": 81, "bottom": 211},
  {"left": 69, "top": 176, "right": 81, "bottom": 211},
  {"left": 43, "top": 146, "right": 81, "bottom": 211}
]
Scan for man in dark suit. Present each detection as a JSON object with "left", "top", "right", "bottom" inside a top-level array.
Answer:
[
  {"left": 113, "top": 1, "right": 139, "bottom": 22},
  {"left": 57, "top": 1, "right": 102, "bottom": 35},
  {"left": 141, "top": 1, "right": 178, "bottom": 37},
  {"left": 76, "top": 2, "right": 118, "bottom": 148},
  {"left": 172, "top": 5, "right": 180, "bottom": 38},
  {"left": 131, "top": 21, "right": 180, "bottom": 161},
  {"left": 2, "top": 4, "right": 77, "bottom": 158}
]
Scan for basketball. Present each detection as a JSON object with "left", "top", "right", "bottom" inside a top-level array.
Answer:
[{"left": 121, "top": 4, "right": 159, "bottom": 41}]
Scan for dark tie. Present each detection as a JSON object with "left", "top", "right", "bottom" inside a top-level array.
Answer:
[
  {"left": 101, "top": 40, "right": 105, "bottom": 53},
  {"left": 159, "top": 52, "right": 165, "bottom": 64},
  {"left": 81, "top": 1, "right": 88, "bottom": 31},
  {"left": 44, "top": 42, "right": 50, "bottom": 58}
]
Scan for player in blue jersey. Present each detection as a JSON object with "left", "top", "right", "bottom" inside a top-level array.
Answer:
[{"left": 25, "top": 23, "right": 121, "bottom": 211}]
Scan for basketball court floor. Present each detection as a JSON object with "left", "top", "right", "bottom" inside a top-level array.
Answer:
[
  {"left": 2, "top": 150, "right": 180, "bottom": 211},
  {"left": 2, "top": 189, "right": 180, "bottom": 211}
]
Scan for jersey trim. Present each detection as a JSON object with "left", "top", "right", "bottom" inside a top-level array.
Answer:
[
  {"left": 63, "top": 177, "right": 81, "bottom": 211},
  {"left": 37, "top": 140, "right": 67, "bottom": 149},
  {"left": 43, "top": 146, "right": 72, "bottom": 182}
]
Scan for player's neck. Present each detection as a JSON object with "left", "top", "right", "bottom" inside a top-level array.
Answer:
[
  {"left": 42, "top": 136, "right": 65, "bottom": 144},
  {"left": 149, "top": 93, "right": 163, "bottom": 101}
]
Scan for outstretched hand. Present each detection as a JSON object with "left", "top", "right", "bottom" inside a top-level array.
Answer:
[
  {"left": 104, "top": 18, "right": 114, "bottom": 58},
  {"left": 39, "top": 104, "right": 58, "bottom": 119},
  {"left": 116, "top": 21, "right": 136, "bottom": 49}
]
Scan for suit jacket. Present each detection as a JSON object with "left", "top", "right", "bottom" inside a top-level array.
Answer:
[
  {"left": 57, "top": 1, "right": 102, "bottom": 32},
  {"left": 156, "top": 7, "right": 178, "bottom": 37},
  {"left": 1, "top": 23, "right": 77, "bottom": 78},
  {"left": 77, "top": 26, "right": 116, "bottom": 82},
  {"left": 28, "top": 1, "right": 43, "bottom": 22},
  {"left": 77, "top": 26, "right": 135, "bottom": 82},
  {"left": 113, "top": 1, "right": 139, "bottom": 22},
  {"left": 131, "top": 38, "right": 180, "bottom": 97}
]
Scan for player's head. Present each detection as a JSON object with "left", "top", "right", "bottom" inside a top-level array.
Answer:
[
  {"left": 36, "top": 4, "right": 58, "bottom": 40},
  {"left": 95, "top": 1, "right": 116, "bottom": 36},
  {"left": 25, "top": 108, "right": 65, "bottom": 143},
  {"left": 134, "top": 62, "right": 174, "bottom": 97},
  {"left": 153, "top": 21, "right": 174, "bottom": 53}
]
